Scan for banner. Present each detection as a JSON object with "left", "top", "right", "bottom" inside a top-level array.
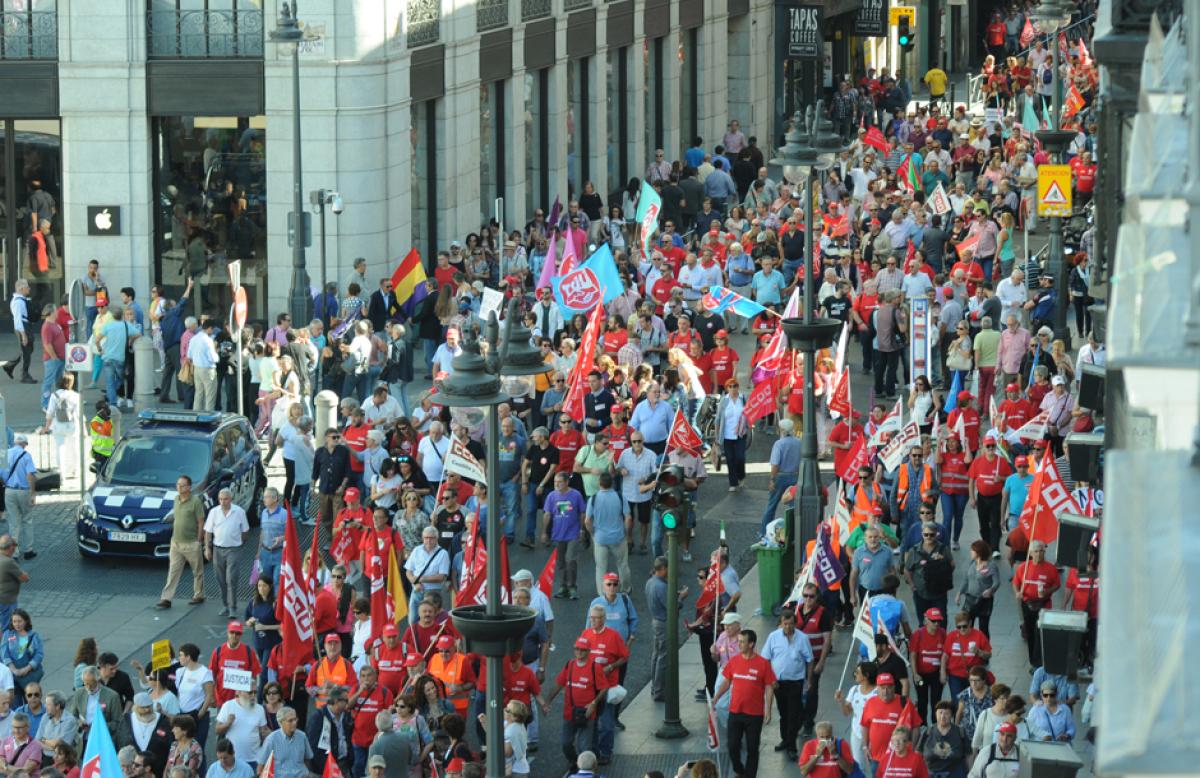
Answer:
[
  {"left": 1018, "top": 449, "right": 1080, "bottom": 544},
  {"left": 635, "top": 180, "right": 662, "bottom": 260},
  {"left": 867, "top": 398, "right": 904, "bottom": 447},
  {"left": 864, "top": 125, "right": 888, "bottom": 153},
  {"left": 742, "top": 380, "right": 777, "bottom": 426},
  {"left": 562, "top": 303, "right": 605, "bottom": 423},
  {"left": 275, "top": 507, "right": 314, "bottom": 678},
  {"left": 879, "top": 421, "right": 921, "bottom": 472},
  {"left": 827, "top": 366, "right": 851, "bottom": 418},
  {"left": 854, "top": 0, "right": 887, "bottom": 37},
  {"left": 445, "top": 437, "right": 487, "bottom": 482},
  {"left": 908, "top": 298, "right": 932, "bottom": 383},
  {"left": 1014, "top": 410, "right": 1049, "bottom": 441},
  {"left": 835, "top": 434, "right": 866, "bottom": 484},
  {"left": 811, "top": 525, "right": 846, "bottom": 590},
  {"left": 781, "top": 2, "right": 822, "bottom": 59},
  {"left": 852, "top": 597, "right": 877, "bottom": 660},
  {"left": 666, "top": 409, "right": 705, "bottom": 457},
  {"left": 927, "top": 182, "right": 952, "bottom": 215},
  {"left": 552, "top": 244, "right": 623, "bottom": 315}
]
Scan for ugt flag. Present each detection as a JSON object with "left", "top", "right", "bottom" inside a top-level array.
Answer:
[
  {"left": 702, "top": 286, "right": 766, "bottom": 319},
  {"left": 552, "top": 243, "right": 624, "bottom": 315}
]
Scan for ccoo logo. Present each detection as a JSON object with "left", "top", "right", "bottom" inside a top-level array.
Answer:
[{"left": 560, "top": 267, "right": 603, "bottom": 310}]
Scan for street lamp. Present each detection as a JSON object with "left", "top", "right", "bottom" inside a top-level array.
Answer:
[
  {"left": 445, "top": 301, "right": 540, "bottom": 778},
  {"left": 1030, "top": 0, "right": 1076, "bottom": 347},
  {"left": 770, "top": 107, "right": 843, "bottom": 582},
  {"left": 270, "top": 2, "right": 313, "bottom": 325}
]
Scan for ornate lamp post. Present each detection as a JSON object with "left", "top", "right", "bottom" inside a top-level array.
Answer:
[
  {"left": 444, "top": 301, "right": 540, "bottom": 778},
  {"left": 1030, "top": 0, "right": 1076, "bottom": 347},
  {"left": 770, "top": 108, "right": 843, "bottom": 576},
  {"left": 270, "top": 3, "right": 313, "bottom": 325}
]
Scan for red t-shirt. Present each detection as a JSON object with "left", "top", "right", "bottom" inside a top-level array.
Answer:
[
  {"left": 708, "top": 347, "right": 739, "bottom": 388},
  {"left": 477, "top": 662, "right": 542, "bottom": 708},
  {"left": 987, "top": 21, "right": 1005, "bottom": 46},
  {"left": 877, "top": 748, "right": 932, "bottom": 778},
  {"left": 853, "top": 294, "right": 880, "bottom": 329},
  {"left": 602, "top": 329, "right": 628, "bottom": 355},
  {"left": 908, "top": 627, "right": 946, "bottom": 675},
  {"left": 941, "top": 628, "right": 991, "bottom": 678},
  {"left": 938, "top": 451, "right": 970, "bottom": 495},
  {"left": 343, "top": 423, "right": 369, "bottom": 474},
  {"left": 828, "top": 422, "right": 864, "bottom": 476},
  {"left": 209, "top": 641, "right": 261, "bottom": 705},
  {"left": 1070, "top": 158, "right": 1097, "bottom": 193},
  {"left": 555, "top": 659, "right": 612, "bottom": 719},
  {"left": 721, "top": 653, "right": 777, "bottom": 717},
  {"left": 1066, "top": 569, "right": 1099, "bottom": 618},
  {"left": 604, "top": 422, "right": 632, "bottom": 460},
  {"left": 947, "top": 408, "right": 980, "bottom": 453},
  {"left": 950, "top": 261, "right": 985, "bottom": 296},
  {"left": 359, "top": 526, "right": 403, "bottom": 567},
  {"left": 373, "top": 642, "right": 409, "bottom": 695},
  {"left": 312, "top": 588, "right": 339, "bottom": 634},
  {"left": 860, "top": 695, "right": 904, "bottom": 761},
  {"left": 668, "top": 329, "right": 702, "bottom": 353},
  {"left": 579, "top": 627, "right": 630, "bottom": 677},
  {"left": 798, "top": 737, "right": 855, "bottom": 777},
  {"left": 550, "top": 428, "right": 586, "bottom": 472},
  {"left": 434, "top": 265, "right": 457, "bottom": 290},
  {"left": 691, "top": 351, "right": 713, "bottom": 394},
  {"left": 41, "top": 319, "right": 66, "bottom": 361},
  {"left": 1014, "top": 561, "right": 1061, "bottom": 603},
  {"left": 968, "top": 454, "right": 1012, "bottom": 496},
  {"left": 999, "top": 398, "right": 1035, "bottom": 432},
  {"left": 351, "top": 684, "right": 394, "bottom": 747}
]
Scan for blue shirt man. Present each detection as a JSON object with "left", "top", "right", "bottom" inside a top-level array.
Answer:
[
  {"left": 588, "top": 576, "right": 639, "bottom": 642},
  {"left": 585, "top": 482, "right": 627, "bottom": 547},
  {"left": 1003, "top": 464, "right": 1035, "bottom": 528},
  {"left": 703, "top": 162, "right": 738, "bottom": 202},
  {"left": 1027, "top": 685, "right": 1076, "bottom": 742},
  {"left": 3, "top": 439, "right": 37, "bottom": 490},
  {"left": 751, "top": 262, "right": 789, "bottom": 306},
  {"left": 99, "top": 318, "right": 133, "bottom": 363},
  {"left": 760, "top": 610, "right": 814, "bottom": 682},
  {"left": 629, "top": 392, "right": 673, "bottom": 446}
]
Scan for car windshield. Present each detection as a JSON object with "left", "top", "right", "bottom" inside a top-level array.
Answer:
[{"left": 103, "top": 435, "right": 211, "bottom": 487}]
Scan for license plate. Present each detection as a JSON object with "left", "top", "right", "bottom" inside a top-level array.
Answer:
[{"left": 109, "top": 531, "right": 147, "bottom": 543}]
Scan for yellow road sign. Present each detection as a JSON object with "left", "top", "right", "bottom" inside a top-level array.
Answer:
[
  {"left": 1037, "top": 164, "right": 1073, "bottom": 217},
  {"left": 890, "top": 5, "right": 916, "bottom": 24}
]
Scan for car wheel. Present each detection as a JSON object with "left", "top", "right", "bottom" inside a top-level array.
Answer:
[{"left": 247, "top": 473, "right": 265, "bottom": 527}]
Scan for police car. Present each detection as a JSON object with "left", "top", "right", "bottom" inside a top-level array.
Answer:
[{"left": 77, "top": 410, "right": 266, "bottom": 559}]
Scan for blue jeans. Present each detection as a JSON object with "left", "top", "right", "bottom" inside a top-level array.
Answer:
[
  {"left": 0, "top": 605, "right": 15, "bottom": 635},
  {"left": 85, "top": 306, "right": 98, "bottom": 339},
  {"left": 41, "top": 359, "right": 64, "bottom": 409},
  {"left": 102, "top": 360, "right": 125, "bottom": 406},
  {"left": 947, "top": 674, "right": 969, "bottom": 701},
  {"left": 258, "top": 549, "right": 282, "bottom": 586},
  {"left": 523, "top": 489, "right": 541, "bottom": 542},
  {"left": 352, "top": 745, "right": 369, "bottom": 778},
  {"left": 940, "top": 492, "right": 969, "bottom": 542},
  {"left": 499, "top": 480, "right": 520, "bottom": 541},
  {"left": 782, "top": 257, "right": 803, "bottom": 279},
  {"left": 423, "top": 339, "right": 438, "bottom": 373},
  {"left": 760, "top": 474, "right": 798, "bottom": 535},
  {"left": 389, "top": 381, "right": 411, "bottom": 419},
  {"left": 342, "top": 372, "right": 370, "bottom": 404}
]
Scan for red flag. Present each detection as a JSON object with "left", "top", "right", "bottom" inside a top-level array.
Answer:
[
  {"left": 562, "top": 304, "right": 605, "bottom": 423},
  {"left": 322, "top": 756, "right": 344, "bottom": 778},
  {"left": 1058, "top": 32, "right": 1069, "bottom": 61},
  {"left": 330, "top": 526, "right": 355, "bottom": 566},
  {"left": 275, "top": 506, "right": 314, "bottom": 680},
  {"left": 742, "top": 380, "right": 778, "bottom": 426},
  {"left": 1018, "top": 448, "right": 1080, "bottom": 544},
  {"left": 756, "top": 328, "right": 789, "bottom": 375},
  {"left": 836, "top": 434, "right": 867, "bottom": 484},
  {"left": 1063, "top": 85, "right": 1085, "bottom": 120},
  {"left": 1077, "top": 37, "right": 1092, "bottom": 69},
  {"left": 897, "top": 699, "right": 923, "bottom": 730},
  {"left": 456, "top": 517, "right": 487, "bottom": 605},
  {"left": 306, "top": 511, "right": 321, "bottom": 600},
  {"left": 954, "top": 232, "right": 981, "bottom": 260},
  {"left": 827, "top": 367, "right": 851, "bottom": 417},
  {"left": 537, "top": 549, "right": 558, "bottom": 599},
  {"left": 258, "top": 753, "right": 275, "bottom": 778},
  {"left": 428, "top": 754, "right": 442, "bottom": 778},
  {"left": 1019, "top": 17, "right": 1035, "bottom": 47},
  {"left": 864, "top": 125, "right": 888, "bottom": 152},
  {"left": 666, "top": 409, "right": 704, "bottom": 457},
  {"left": 368, "top": 545, "right": 388, "bottom": 650},
  {"left": 705, "top": 690, "right": 721, "bottom": 750},
  {"left": 694, "top": 554, "right": 722, "bottom": 610}
]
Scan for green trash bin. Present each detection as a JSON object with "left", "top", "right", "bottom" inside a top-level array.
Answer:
[{"left": 756, "top": 545, "right": 786, "bottom": 616}]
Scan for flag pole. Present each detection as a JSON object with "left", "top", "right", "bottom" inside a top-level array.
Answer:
[{"left": 837, "top": 597, "right": 871, "bottom": 690}]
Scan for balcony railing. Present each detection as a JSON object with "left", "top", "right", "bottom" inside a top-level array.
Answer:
[
  {"left": 477, "top": 0, "right": 509, "bottom": 32},
  {"left": 0, "top": 10, "right": 57, "bottom": 60},
  {"left": 147, "top": 8, "right": 263, "bottom": 59}
]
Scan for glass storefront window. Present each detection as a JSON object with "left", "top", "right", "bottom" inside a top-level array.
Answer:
[
  {"left": 480, "top": 81, "right": 506, "bottom": 228},
  {"left": 680, "top": 28, "right": 697, "bottom": 158},
  {"left": 1, "top": 0, "right": 57, "bottom": 60},
  {"left": 411, "top": 100, "right": 439, "bottom": 261},
  {"left": 151, "top": 116, "right": 267, "bottom": 319},
  {"left": 525, "top": 70, "right": 547, "bottom": 217},
  {"left": 606, "top": 47, "right": 628, "bottom": 199},
  {"left": 644, "top": 39, "right": 663, "bottom": 159},
  {"left": 567, "top": 59, "right": 578, "bottom": 200},
  {"left": 0, "top": 119, "right": 63, "bottom": 318}
]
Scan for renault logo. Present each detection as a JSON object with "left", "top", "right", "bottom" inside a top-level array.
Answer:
[{"left": 121, "top": 515, "right": 136, "bottom": 529}]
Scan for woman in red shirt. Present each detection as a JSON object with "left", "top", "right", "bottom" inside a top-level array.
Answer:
[
  {"left": 939, "top": 612, "right": 992, "bottom": 700},
  {"left": 933, "top": 433, "right": 971, "bottom": 548},
  {"left": 1065, "top": 547, "right": 1099, "bottom": 671},
  {"left": 876, "top": 726, "right": 930, "bottom": 778},
  {"left": 687, "top": 339, "right": 714, "bottom": 395}
]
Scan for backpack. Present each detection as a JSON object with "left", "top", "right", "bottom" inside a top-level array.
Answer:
[
  {"left": 54, "top": 392, "right": 74, "bottom": 424},
  {"left": 985, "top": 742, "right": 1021, "bottom": 771}
]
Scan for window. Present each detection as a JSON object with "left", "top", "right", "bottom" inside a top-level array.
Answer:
[
  {"left": 1, "top": 120, "right": 63, "bottom": 315},
  {"left": 411, "top": 101, "right": 439, "bottom": 261},
  {"left": 147, "top": 0, "right": 264, "bottom": 59},
  {"left": 480, "top": 81, "right": 507, "bottom": 227},
  {"left": 151, "top": 116, "right": 268, "bottom": 319},
  {"left": 1, "top": 0, "right": 57, "bottom": 60},
  {"left": 606, "top": 47, "right": 629, "bottom": 196},
  {"left": 680, "top": 28, "right": 698, "bottom": 157},
  {"left": 567, "top": 57, "right": 591, "bottom": 200},
  {"left": 524, "top": 69, "right": 549, "bottom": 217},
  {"left": 644, "top": 38, "right": 664, "bottom": 158}
]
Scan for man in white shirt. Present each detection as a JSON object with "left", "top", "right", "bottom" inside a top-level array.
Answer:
[
  {"left": 204, "top": 489, "right": 250, "bottom": 617},
  {"left": 995, "top": 269, "right": 1028, "bottom": 325},
  {"left": 759, "top": 608, "right": 814, "bottom": 760},
  {"left": 416, "top": 422, "right": 449, "bottom": 484},
  {"left": 430, "top": 327, "right": 461, "bottom": 378},
  {"left": 362, "top": 384, "right": 403, "bottom": 430},
  {"left": 901, "top": 258, "right": 934, "bottom": 302},
  {"left": 403, "top": 527, "right": 450, "bottom": 617},
  {"left": 187, "top": 319, "right": 220, "bottom": 411},
  {"left": 510, "top": 569, "right": 555, "bottom": 663}
]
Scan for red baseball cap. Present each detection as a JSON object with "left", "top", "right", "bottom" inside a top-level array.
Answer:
[
  {"left": 382, "top": 624, "right": 400, "bottom": 637},
  {"left": 324, "top": 633, "right": 341, "bottom": 644},
  {"left": 924, "top": 608, "right": 944, "bottom": 622},
  {"left": 1005, "top": 383, "right": 1020, "bottom": 393},
  {"left": 404, "top": 655, "right": 424, "bottom": 667},
  {"left": 1033, "top": 439, "right": 1048, "bottom": 449},
  {"left": 871, "top": 505, "right": 885, "bottom": 516},
  {"left": 574, "top": 637, "right": 590, "bottom": 649},
  {"left": 876, "top": 673, "right": 895, "bottom": 686},
  {"left": 1015, "top": 455, "right": 1029, "bottom": 467},
  {"left": 227, "top": 621, "right": 244, "bottom": 633},
  {"left": 709, "top": 227, "right": 720, "bottom": 236},
  {"left": 436, "top": 635, "right": 455, "bottom": 650},
  {"left": 344, "top": 487, "right": 360, "bottom": 503},
  {"left": 957, "top": 390, "right": 973, "bottom": 402},
  {"left": 715, "top": 329, "right": 729, "bottom": 339},
  {"left": 998, "top": 722, "right": 1018, "bottom": 735},
  {"left": 603, "top": 572, "right": 620, "bottom": 583}
]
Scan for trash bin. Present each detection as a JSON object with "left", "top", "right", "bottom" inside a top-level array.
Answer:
[{"left": 756, "top": 545, "right": 786, "bottom": 616}]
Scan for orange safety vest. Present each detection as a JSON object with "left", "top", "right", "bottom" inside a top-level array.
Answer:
[
  {"left": 312, "top": 657, "right": 353, "bottom": 708},
  {"left": 896, "top": 463, "right": 935, "bottom": 511},
  {"left": 428, "top": 652, "right": 472, "bottom": 714},
  {"left": 850, "top": 482, "right": 882, "bottom": 530}
]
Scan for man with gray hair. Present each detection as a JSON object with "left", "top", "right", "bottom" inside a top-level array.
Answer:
[
  {"left": 3, "top": 279, "right": 35, "bottom": 384},
  {"left": 35, "top": 691, "right": 77, "bottom": 752},
  {"left": 1, "top": 711, "right": 43, "bottom": 771},
  {"left": 761, "top": 419, "right": 801, "bottom": 534},
  {"left": 68, "top": 666, "right": 121, "bottom": 738},
  {"left": 367, "top": 710, "right": 415, "bottom": 778},
  {"left": 257, "top": 707, "right": 311, "bottom": 778},
  {"left": 203, "top": 488, "right": 250, "bottom": 617}
]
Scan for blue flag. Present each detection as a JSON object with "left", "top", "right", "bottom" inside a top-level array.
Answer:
[
  {"left": 552, "top": 243, "right": 625, "bottom": 315},
  {"left": 943, "top": 370, "right": 963, "bottom": 413},
  {"left": 701, "top": 286, "right": 766, "bottom": 319},
  {"left": 82, "top": 708, "right": 123, "bottom": 778}
]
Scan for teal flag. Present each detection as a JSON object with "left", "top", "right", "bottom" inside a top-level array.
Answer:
[{"left": 634, "top": 180, "right": 662, "bottom": 261}]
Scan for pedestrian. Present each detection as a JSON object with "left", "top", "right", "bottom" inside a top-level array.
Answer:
[
  {"left": 966, "top": 720, "right": 1021, "bottom": 778},
  {"left": 38, "top": 303, "right": 65, "bottom": 411},
  {"left": 714, "top": 379, "right": 749, "bottom": 491},
  {"left": 188, "top": 319, "right": 220, "bottom": 411},
  {"left": 1012, "top": 541, "right": 1060, "bottom": 667},
  {"left": 204, "top": 488, "right": 251, "bottom": 617},
  {"left": 545, "top": 637, "right": 612, "bottom": 770},
  {"left": 712, "top": 628, "right": 775, "bottom": 778},
  {"left": 313, "top": 427, "right": 352, "bottom": 535},
  {"left": 759, "top": 608, "right": 812, "bottom": 761},
  {"left": 908, "top": 608, "right": 947, "bottom": 723},
  {"left": 214, "top": 689, "right": 268, "bottom": 770},
  {"left": 305, "top": 689, "right": 353, "bottom": 775},
  {"left": 3, "top": 279, "right": 36, "bottom": 385},
  {"left": 967, "top": 433, "right": 1012, "bottom": 554},
  {"left": 206, "top": 737, "right": 255, "bottom": 778},
  {"left": 905, "top": 520, "right": 955, "bottom": 617},
  {"left": 798, "top": 720, "right": 856, "bottom": 777},
  {"left": 209, "top": 621, "right": 262, "bottom": 708},
  {"left": 834, "top": 661, "right": 877, "bottom": 774},
  {"left": 155, "top": 474, "right": 207, "bottom": 609},
  {"left": 584, "top": 475, "right": 631, "bottom": 592},
  {"left": 256, "top": 706, "right": 313, "bottom": 778},
  {"left": 0, "top": 537, "right": 28, "bottom": 633},
  {"left": 2, "top": 436, "right": 38, "bottom": 560},
  {"left": 543, "top": 471, "right": 586, "bottom": 600},
  {"left": 366, "top": 712, "right": 415, "bottom": 778},
  {"left": 760, "top": 419, "right": 801, "bottom": 535},
  {"left": 68, "top": 665, "right": 122, "bottom": 740},
  {"left": 940, "top": 611, "right": 992, "bottom": 700},
  {"left": 41, "top": 373, "right": 81, "bottom": 484},
  {"left": 859, "top": 673, "right": 904, "bottom": 775},
  {"left": 643, "top": 557, "right": 674, "bottom": 702}
]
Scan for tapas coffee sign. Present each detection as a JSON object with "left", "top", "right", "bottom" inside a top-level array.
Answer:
[{"left": 780, "top": 2, "right": 822, "bottom": 59}]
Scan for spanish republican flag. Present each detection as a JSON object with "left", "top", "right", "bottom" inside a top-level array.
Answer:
[{"left": 391, "top": 248, "right": 429, "bottom": 316}]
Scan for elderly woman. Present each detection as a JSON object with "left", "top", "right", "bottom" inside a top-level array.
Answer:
[
  {"left": 918, "top": 700, "right": 970, "bottom": 778},
  {"left": 1040, "top": 375, "right": 1075, "bottom": 457}
]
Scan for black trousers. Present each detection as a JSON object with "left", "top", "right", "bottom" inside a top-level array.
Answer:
[
  {"left": 7, "top": 334, "right": 34, "bottom": 377},
  {"left": 775, "top": 678, "right": 805, "bottom": 750},
  {"left": 728, "top": 712, "right": 764, "bottom": 778},
  {"left": 873, "top": 349, "right": 901, "bottom": 396},
  {"left": 977, "top": 492, "right": 1003, "bottom": 552},
  {"left": 1021, "top": 600, "right": 1048, "bottom": 667},
  {"left": 698, "top": 627, "right": 718, "bottom": 694},
  {"left": 159, "top": 343, "right": 181, "bottom": 400},
  {"left": 800, "top": 670, "right": 821, "bottom": 731},
  {"left": 916, "top": 672, "right": 944, "bottom": 724}
]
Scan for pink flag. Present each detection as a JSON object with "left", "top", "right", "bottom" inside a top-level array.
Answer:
[
  {"left": 536, "top": 230, "right": 559, "bottom": 291},
  {"left": 560, "top": 226, "right": 579, "bottom": 277}
]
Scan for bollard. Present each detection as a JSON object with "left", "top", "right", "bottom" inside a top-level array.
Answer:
[
  {"left": 315, "top": 390, "right": 339, "bottom": 437},
  {"left": 133, "top": 337, "right": 157, "bottom": 410}
]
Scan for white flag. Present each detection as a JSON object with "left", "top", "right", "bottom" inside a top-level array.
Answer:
[
  {"left": 927, "top": 182, "right": 952, "bottom": 215},
  {"left": 1015, "top": 410, "right": 1050, "bottom": 441},
  {"left": 879, "top": 421, "right": 921, "bottom": 472},
  {"left": 868, "top": 398, "right": 905, "bottom": 447},
  {"left": 853, "top": 597, "right": 877, "bottom": 660},
  {"left": 444, "top": 437, "right": 487, "bottom": 482}
]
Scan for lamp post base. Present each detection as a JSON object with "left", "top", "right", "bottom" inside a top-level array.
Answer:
[
  {"left": 655, "top": 721, "right": 690, "bottom": 740},
  {"left": 289, "top": 267, "right": 313, "bottom": 326}
]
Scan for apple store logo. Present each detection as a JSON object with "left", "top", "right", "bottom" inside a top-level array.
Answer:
[{"left": 87, "top": 205, "right": 122, "bottom": 236}]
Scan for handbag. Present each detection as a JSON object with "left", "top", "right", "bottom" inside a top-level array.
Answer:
[
  {"left": 946, "top": 341, "right": 973, "bottom": 371},
  {"left": 178, "top": 361, "right": 195, "bottom": 385}
]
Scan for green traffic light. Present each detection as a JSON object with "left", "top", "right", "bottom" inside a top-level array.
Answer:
[
  {"left": 662, "top": 511, "right": 678, "bottom": 530},
  {"left": 899, "top": 34, "right": 910, "bottom": 45}
]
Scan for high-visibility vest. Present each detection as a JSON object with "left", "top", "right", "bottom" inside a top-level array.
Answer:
[
  {"left": 797, "top": 604, "right": 829, "bottom": 655},
  {"left": 312, "top": 657, "right": 353, "bottom": 707},
  {"left": 897, "top": 463, "right": 935, "bottom": 511},
  {"left": 850, "top": 482, "right": 881, "bottom": 529},
  {"left": 90, "top": 416, "right": 114, "bottom": 457},
  {"left": 428, "top": 652, "right": 472, "bottom": 714}
]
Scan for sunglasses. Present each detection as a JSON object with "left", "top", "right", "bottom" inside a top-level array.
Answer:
[
  {"left": 1042, "top": 692, "right": 1057, "bottom": 698},
  {"left": 923, "top": 533, "right": 937, "bottom": 537},
  {"left": 802, "top": 593, "right": 817, "bottom": 599},
  {"left": 332, "top": 574, "right": 345, "bottom": 580}
]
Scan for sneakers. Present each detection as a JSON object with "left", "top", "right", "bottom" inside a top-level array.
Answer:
[
  {"left": 554, "top": 588, "right": 569, "bottom": 599},
  {"left": 1, "top": 363, "right": 12, "bottom": 379},
  {"left": 992, "top": 550, "right": 1001, "bottom": 559},
  {"left": 568, "top": 587, "right": 579, "bottom": 600},
  {"left": 681, "top": 550, "right": 693, "bottom": 562},
  {"left": 952, "top": 541, "right": 961, "bottom": 551},
  {"left": 155, "top": 600, "right": 172, "bottom": 609}
]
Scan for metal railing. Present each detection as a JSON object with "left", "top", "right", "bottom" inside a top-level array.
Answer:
[
  {"left": 146, "top": 8, "right": 264, "bottom": 58},
  {"left": 0, "top": 10, "right": 57, "bottom": 60},
  {"left": 1016, "top": 12, "right": 1096, "bottom": 60}
]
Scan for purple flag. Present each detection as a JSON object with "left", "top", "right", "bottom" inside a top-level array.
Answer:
[{"left": 812, "top": 525, "right": 846, "bottom": 591}]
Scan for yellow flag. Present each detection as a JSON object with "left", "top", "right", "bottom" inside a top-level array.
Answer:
[{"left": 388, "top": 546, "right": 408, "bottom": 624}]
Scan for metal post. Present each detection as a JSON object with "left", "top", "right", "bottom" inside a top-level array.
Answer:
[
  {"left": 288, "top": 36, "right": 313, "bottom": 326},
  {"left": 319, "top": 195, "right": 328, "bottom": 297},
  {"left": 236, "top": 336, "right": 244, "bottom": 418},
  {"left": 656, "top": 523, "right": 688, "bottom": 738},
  {"left": 317, "top": 194, "right": 328, "bottom": 400},
  {"left": 133, "top": 338, "right": 157, "bottom": 410},
  {"left": 78, "top": 392, "right": 86, "bottom": 498},
  {"left": 1048, "top": 33, "right": 1071, "bottom": 348},
  {"left": 796, "top": 170, "right": 823, "bottom": 548},
  {"left": 485, "top": 404, "right": 504, "bottom": 778}
]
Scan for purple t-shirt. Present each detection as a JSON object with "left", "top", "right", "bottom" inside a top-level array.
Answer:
[{"left": 543, "top": 488, "right": 586, "bottom": 542}]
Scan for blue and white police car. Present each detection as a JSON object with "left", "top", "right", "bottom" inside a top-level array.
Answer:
[{"left": 77, "top": 410, "right": 266, "bottom": 559}]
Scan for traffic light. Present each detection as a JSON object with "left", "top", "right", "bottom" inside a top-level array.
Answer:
[
  {"left": 654, "top": 465, "right": 687, "bottom": 531},
  {"left": 897, "top": 14, "right": 914, "bottom": 52}
]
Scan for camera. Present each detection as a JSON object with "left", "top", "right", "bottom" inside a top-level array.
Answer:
[{"left": 330, "top": 193, "right": 344, "bottom": 214}]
